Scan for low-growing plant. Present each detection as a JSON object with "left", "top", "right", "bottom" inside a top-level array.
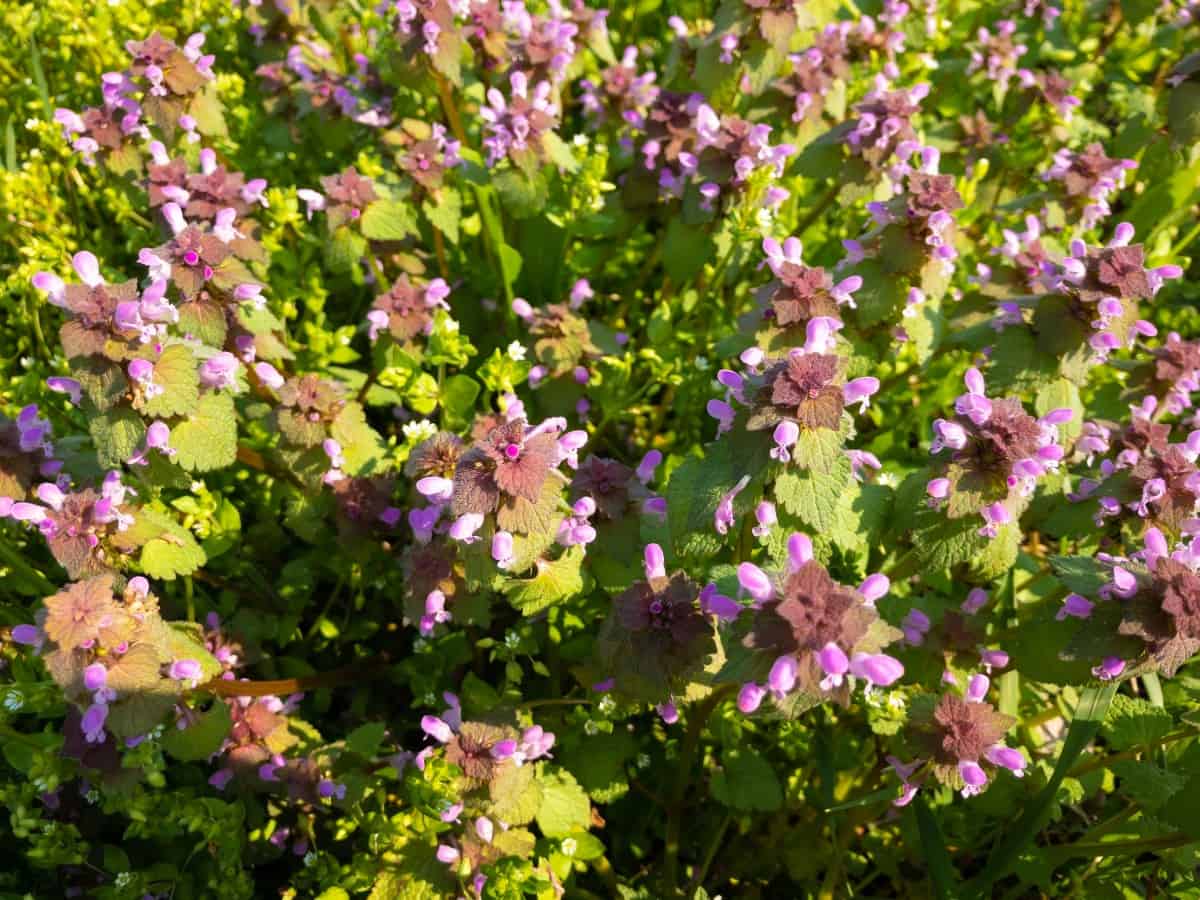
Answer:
[{"left": 2, "top": 0, "right": 1200, "bottom": 897}]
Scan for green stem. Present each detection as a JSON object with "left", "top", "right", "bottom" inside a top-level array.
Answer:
[
  {"left": 183, "top": 575, "right": 195, "bottom": 623},
  {"left": 1170, "top": 219, "right": 1200, "bottom": 257},
  {"left": 1068, "top": 729, "right": 1196, "bottom": 778},
  {"left": 662, "top": 685, "right": 736, "bottom": 898},
  {"left": 1042, "top": 831, "right": 1195, "bottom": 862},
  {"left": 794, "top": 180, "right": 840, "bottom": 238},
  {"left": 687, "top": 812, "right": 732, "bottom": 896}
]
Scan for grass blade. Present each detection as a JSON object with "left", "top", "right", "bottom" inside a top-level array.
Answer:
[
  {"left": 964, "top": 681, "right": 1118, "bottom": 896},
  {"left": 914, "top": 797, "right": 957, "bottom": 900}
]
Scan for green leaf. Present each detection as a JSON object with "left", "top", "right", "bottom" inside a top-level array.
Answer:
[
  {"left": 1169, "top": 81, "right": 1200, "bottom": 148},
  {"left": 188, "top": 81, "right": 228, "bottom": 137},
  {"left": 1102, "top": 694, "right": 1174, "bottom": 751},
  {"left": 494, "top": 168, "right": 548, "bottom": 218},
  {"left": 140, "top": 344, "right": 200, "bottom": 419},
  {"left": 1111, "top": 760, "right": 1186, "bottom": 811},
  {"left": 171, "top": 392, "right": 237, "bottom": 472},
  {"left": 163, "top": 702, "right": 232, "bottom": 761},
  {"left": 345, "top": 721, "right": 388, "bottom": 758},
  {"left": 177, "top": 300, "right": 228, "bottom": 347},
  {"left": 535, "top": 769, "right": 591, "bottom": 838},
  {"left": 663, "top": 220, "right": 714, "bottom": 284},
  {"left": 791, "top": 427, "right": 844, "bottom": 475},
  {"left": 1035, "top": 379, "right": 1083, "bottom": 445},
  {"left": 137, "top": 510, "right": 207, "bottom": 580},
  {"left": 502, "top": 546, "right": 585, "bottom": 615},
  {"left": 439, "top": 374, "right": 480, "bottom": 430},
  {"left": 330, "top": 402, "right": 387, "bottom": 476},
  {"left": 89, "top": 406, "right": 146, "bottom": 468},
  {"left": 74, "top": 358, "right": 128, "bottom": 412},
  {"left": 423, "top": 190, "right": 461, "bottom": 244},
  {"left": 666, "top": 437, "right": 768, "bottom": 557},
  {"left": 911, "top": 507, "right": 988, "bottom": 571},
  {"left": 914, "top": 797, "right": 957, "bottom": 899},
  {"left": 560, "top": 731, "right": 634, "bottom": 802},
  {"left": 774, "top": 453, "right": 852, "bottom": 532},
  {"left": 1049, "top": 556, "right": 1107, "bottom": 597},
  {"left": 360, "top": 199, "right": 418, "bottom": 241},
  {"left": 325, "top": 226, "right": 368, "bottom": 273},
  {"left": 543, "top": 132, "right": 579, "bottom": 173},
  {"left": 490, "top": 761, "right": 542, "bottom": 826},
  {"left": 710, "top": 748, "right": 783, "bottom": 811}
]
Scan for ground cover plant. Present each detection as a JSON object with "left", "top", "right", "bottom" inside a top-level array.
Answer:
[{"left": 2, "top": 0, "right": 1200, "bottom": 896}]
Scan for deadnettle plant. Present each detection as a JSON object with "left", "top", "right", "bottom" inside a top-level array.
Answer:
[
  {"left": 449, "top": 417, "right": 578, "bottom": 551},
  {"left": 709, "top": 314, "right": 878, "bottom": 463},
  {"left": 0, "top": 406, "right": 61, "bottom": 504},
  {"left": 893, "top": 675, "right": 1025, "bottom": 802},
  {"left": 480, "top": 71, "right": 562, "bottom": 170},
  {"left": 367, "top": 274, "right": 452, "bottom": 344},
  {"left": 7, "top": 475, "right": 137, "bottom": 579},
  {"left": 773, "top": 25, "right": 852, "bottom": 126},
  {"left": 595, "top": 544, "right": 715, "bottom": 702},
  {"left": 1042, "top": 142, "right": 1138, "bottom": 230},
  {"left": 579, "top": 45, "right": 660, "bottom": 128},
  {"left": 297, "top": 166, "right": 379, "bottom": 228},
  {"left": 416, "top": 696, "right": 557, "bottom": 880},
  {"left": 844, "top": 81, "right": 929, "bottom": 173},
  {"left": 1037, "top": 225, "right": 1181, "bottom": 364},
  {"left": 518, "top": 300, "right": 602, "bottom": 382},
  {"left": 146, "top": 144, "right": 269, "bottom": 221},
  {"left": 53, "top": 31, "right": 215, "bottom": 169},
  {"left": 927, "top": 368, "right": 1071, "bottom": 537},
  {"left": 736, "top": 533, "right": 902, "bottom": 713},
  {"left": 14, "top": 574, "right": 220, "bottom": 746}
]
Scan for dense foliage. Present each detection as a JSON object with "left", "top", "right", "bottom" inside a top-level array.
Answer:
[{"left": 3, "top": 0, "right": 1200, "bottom": 897}]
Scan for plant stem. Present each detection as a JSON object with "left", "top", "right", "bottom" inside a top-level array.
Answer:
[
  {"left": 662, "top": 684, "right": 736, "bottom": 898},
  {"left": 200, "top": 652, "right": 392, "bottom": 697},
  {"left": 794, "top": 180, "right": 840, "bottom": 238},
  {"left": 686, "top": 812, "right": 732, "bottom": 896},
  {"left": 1043, "top": 831, "right": 1195, "bottom": 862}
]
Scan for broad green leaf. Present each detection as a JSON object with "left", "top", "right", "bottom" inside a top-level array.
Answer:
[
  {"left": 171, "top": 392, "right": 237, "bottom": 472},
  {"left": 1102, "top": 694, "right": 1174, "bottom": 751},
  {"left": 89, "top": 405, "right": 146, "bottom": 468},
  {"left": 140, "top": 344, "right": 199, "bottom": 419},
  {"left": 360, "top": 199, "right": 418, "bottom": 241},
  {"left": 535, "top": 769, "right": 591, "bottom": 838},
  {"left": 502, "top": 545, "right": 586, "bottom": 615},
  {"left": 423, "top": 190, "right": 461, "bottom": 244},
  {"left": 345, "top": 721, "right": 388, "bottom": 758},
  {"left": 710, "top": 748, "right": 783, "bottom": 811},
  {"left": 163, "top": 702, "right": 232, "bottom": 761}
]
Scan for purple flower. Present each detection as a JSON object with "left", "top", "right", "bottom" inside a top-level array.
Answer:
[
  {"left": 1056, "top": 593, "right": 1094, "bottom": 620},
  {"left": 169, "top": 659, "right": 203, "bottom": 682},
  {"left": 199, "top": 352, "right": 239, "bottom": 390}
]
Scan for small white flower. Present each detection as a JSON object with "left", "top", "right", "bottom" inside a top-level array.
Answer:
[
  {"left": 507, "top": 341, "right": 527, "bottom": 361},
  {"left": 403, "top": 419, "right": 438, "bottom": 443},
  {"left": 561, "top": 838, "right": 578, "bottom": 857}
]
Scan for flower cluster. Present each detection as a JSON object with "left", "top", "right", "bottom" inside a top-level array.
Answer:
[
  {"left": 480, "top": 71, "right": 561, "bottom": 169},
  {"left": 927, "top": 368, "right": 1071, "bottom": 537},
  {"left": 893, "top": 676, "right": 1025, "bottom": 802},
  {"left": 844, "top": 81, "right": 929, "bottom": 172},
  {"left": 12, "top": 575, "right": 211, "bottom": 746},
  {"left": 54, "top": 32, "right": 215, "bottom": 166},
  {"left": 367, "top": 274, "right": 452, "bottom": 344},
  {"left": 1042, "top": 143, "right": 1138, "bottom": 230},
  {"left": 736, "top": 534, "right": 902, "bottom": 711}
]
